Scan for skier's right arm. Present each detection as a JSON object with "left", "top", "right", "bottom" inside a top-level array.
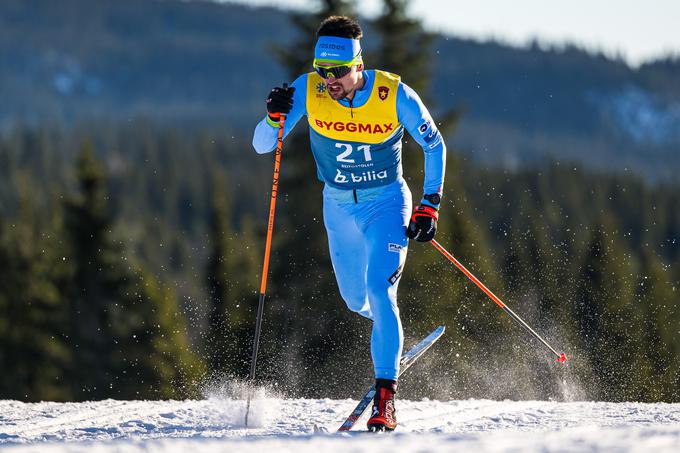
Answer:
[{"left": 252, "top": 74, "right": 307, "bottom": 154}]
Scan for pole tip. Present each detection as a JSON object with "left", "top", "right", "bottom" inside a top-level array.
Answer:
[{"left": 557, "top": 353, "right": 567, "bottom": 363}]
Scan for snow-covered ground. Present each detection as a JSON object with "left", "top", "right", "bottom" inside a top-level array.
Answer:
[{"left": 2, "top": 395, "right": 680, "bottom": 452}]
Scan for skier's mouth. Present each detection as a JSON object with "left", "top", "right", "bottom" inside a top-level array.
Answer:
[{"left": 328, "top": 84, "right": 342, "bottom": 96}]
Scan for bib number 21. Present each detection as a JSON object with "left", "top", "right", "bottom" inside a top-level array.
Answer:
[{"left": 336, "top": 143, "right": 372, "bottom": 163}]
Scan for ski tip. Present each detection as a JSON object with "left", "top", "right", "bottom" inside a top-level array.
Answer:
[{"left": 557, "top": 352, "right": 567, "bottom": 363}]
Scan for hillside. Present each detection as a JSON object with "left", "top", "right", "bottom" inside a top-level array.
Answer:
[{"left": 0, "top": 0, "right": 678, "bottom": 180}]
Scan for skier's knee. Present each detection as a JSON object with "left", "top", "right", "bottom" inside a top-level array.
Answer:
[
  {"left": 367, "top": 289, "right": 399, "bottom": 321},
  {"left": 346, "top": 302, "right": 373, "bottom": 319},
  {"left": 340, "top": 290, "right": 371, "bottom": 318}
]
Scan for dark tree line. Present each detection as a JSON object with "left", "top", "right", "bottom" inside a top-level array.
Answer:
[{"left": 0, "top": 123, "right": 678, "bottom": 402}]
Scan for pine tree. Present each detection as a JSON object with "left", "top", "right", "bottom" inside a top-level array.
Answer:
[
  {"left": 403, "top": 154, "right": 516, "bottom": 399},
  {"left": 205, "top": 170, "right": 259, "bottom": 379},
  {"left": 259, "top": 0, "right": 371, "bottom": 397},
  {"left": 502, "top": 211, "right": 565, "bottom": 398},
  {"left": 369, "top": 0, "right": 434, "bottom": 95},
  {"left": 636, "top": 250, "right": 680, "bottom": 401},
  {"left": 574, "top": 217, "right": 644, "bottom": 400},
  {"left": 369, "top": 0, "right": 437, "bottom": 194},
  {"left": 0, "top": 202, "right": 71, "bottom": 401},
  {"left": 62, "top": 142, "right": 203, "bottom": 399}
]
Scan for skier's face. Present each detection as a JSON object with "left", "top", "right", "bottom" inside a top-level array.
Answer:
[{"left": 317, "top": 62, "right": 364, "bottom": 101}]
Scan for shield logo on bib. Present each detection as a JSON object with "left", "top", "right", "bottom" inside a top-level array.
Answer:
[{"left": 378, "top": 86, "right": 389, "bottom": 100}]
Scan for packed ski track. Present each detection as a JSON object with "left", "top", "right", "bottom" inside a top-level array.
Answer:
[{"left": 2, "top": 396, "right": 680, "bottom": 452}]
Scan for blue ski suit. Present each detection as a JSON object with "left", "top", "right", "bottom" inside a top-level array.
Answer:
[{"left": 252, "top": 69, "right": 446, "bottom": 380}]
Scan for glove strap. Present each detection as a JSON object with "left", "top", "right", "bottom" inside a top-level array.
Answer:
[
  {"left": 412, "top": 205, "right": 438, "bottom": 221},
  {"left": 266, "top": 113, "right": 281, "bottom": 127}
]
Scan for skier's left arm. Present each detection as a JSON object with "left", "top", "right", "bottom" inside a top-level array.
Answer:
[{"left": 397, "top": 82, "right": 446, "bottom": 210}]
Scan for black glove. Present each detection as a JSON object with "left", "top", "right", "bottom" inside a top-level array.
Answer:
[
  {"left": 406, "top": 205, "right": 438, "bottom": 242},
  {"left": 266, "top": 85, "right": 295, "bottom": 122}
]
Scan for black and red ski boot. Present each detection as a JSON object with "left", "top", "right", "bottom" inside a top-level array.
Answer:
[{"left": 367, "top": 379, "right": 397, "bottom": 432}]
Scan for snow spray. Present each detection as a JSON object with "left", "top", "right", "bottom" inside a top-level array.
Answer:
[{"left": 201, "top": 376, "right": 281, "bottom": 429}]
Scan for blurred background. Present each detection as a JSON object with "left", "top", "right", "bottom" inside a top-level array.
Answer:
[{"left": 0, "top": 0, "right": 678, "bottom": 403}]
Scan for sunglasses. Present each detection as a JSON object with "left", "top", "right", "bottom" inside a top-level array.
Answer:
[{"left": 313, "top": 52, "right": 362, "bottom": 80}]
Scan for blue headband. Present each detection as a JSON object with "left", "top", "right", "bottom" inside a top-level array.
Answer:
[{"left": 314, "top": 36, "right": 362, "bottom": 64}]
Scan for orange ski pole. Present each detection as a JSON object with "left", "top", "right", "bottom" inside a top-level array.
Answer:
[
  {"left": 246, "top": 89, "right": 287, "bottom": 426},
  {"left": 249, "top": 111, "right": 286, "bottom": 382},
  {"left": 431, "top": 239, "right": 567, "bottom": 363}
]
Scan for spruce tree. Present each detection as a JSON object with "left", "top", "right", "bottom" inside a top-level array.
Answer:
[
  {"left": 369, "top": 0, "right": 437, "bottom": 194},
  {"left": 357, "top": 0, "right": 493, "bottom": 392},
  {"left": 369, "top": 0, "right": 434, "bottom": 95},
  {"left": 502, "top": 211, "right": 565, "bottom": 398},
  {"left": 260, "top": 0, "right": 369, "bottom": 397},
  {"left": 404, "top": 154, "right": 513, "bottom": 399},
  {"left": 62, "top": 142, "right": 203, "bottom": 400},
  {"left": 205, "top": 170, "right": 259, "bottom": 378},
  {"left": 636, "top": 250, "right": 680, "bottom": 401},
  {"left": 0, "top": 204, "right": 70, "bottom": 401},
  {"left": 574, "top": 217, "right": 643, "bottom": 400}
]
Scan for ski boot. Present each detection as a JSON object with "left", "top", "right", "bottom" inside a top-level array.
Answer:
[{"left": 367, "top": 378, "right": 397, "bottom": 432}]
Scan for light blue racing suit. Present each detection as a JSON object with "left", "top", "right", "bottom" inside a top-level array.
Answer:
[{"left": 252, "top": 70, "right": 446, "bottom": 380}]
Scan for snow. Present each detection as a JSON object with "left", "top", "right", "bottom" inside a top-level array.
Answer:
[{"left": 2, "top": 396, "right": 680, "bottom": 452}]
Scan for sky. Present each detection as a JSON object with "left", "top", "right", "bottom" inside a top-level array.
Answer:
[{"left": 225, "top": 0, "right": 679, "bottom": 67}]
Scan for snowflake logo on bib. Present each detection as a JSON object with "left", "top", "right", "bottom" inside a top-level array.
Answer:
[{"left": 316, "top": 82, "right": 327, "bottom": 94}]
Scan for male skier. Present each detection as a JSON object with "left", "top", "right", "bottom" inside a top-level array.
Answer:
[{"left": 252, "top": 16, "right": 446, "bottom": 431}]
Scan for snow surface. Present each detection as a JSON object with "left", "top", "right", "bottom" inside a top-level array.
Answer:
[{"left": 2, "top": 394, "right": 680, "bottom": 452}]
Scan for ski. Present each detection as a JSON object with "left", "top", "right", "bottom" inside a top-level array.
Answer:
[{"left": 336, "top": 325, "right": 445, "bottom": 432}]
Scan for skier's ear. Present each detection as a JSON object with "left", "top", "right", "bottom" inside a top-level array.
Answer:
[{"left": 356, "top": 62, "right": 364, "bottom": 72}]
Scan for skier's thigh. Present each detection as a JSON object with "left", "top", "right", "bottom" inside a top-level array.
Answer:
[{"left": 323, "top": 200, "right": 370, "bottom": 315}]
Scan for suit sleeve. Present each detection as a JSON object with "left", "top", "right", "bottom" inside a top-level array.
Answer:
[
  {"left": 252, "top": 74, "right": 308, "bottom": 154},
  {"left": 396, "top": 82, "right": 446, "bottom": 209}
]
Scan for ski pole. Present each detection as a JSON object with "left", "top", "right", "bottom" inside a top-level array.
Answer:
[
  {"left": 245, "top": 91, "right": 288, "bottom": 427},
  {"left": 430, "top": 239, "right": 567, "bottom": 363}
]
